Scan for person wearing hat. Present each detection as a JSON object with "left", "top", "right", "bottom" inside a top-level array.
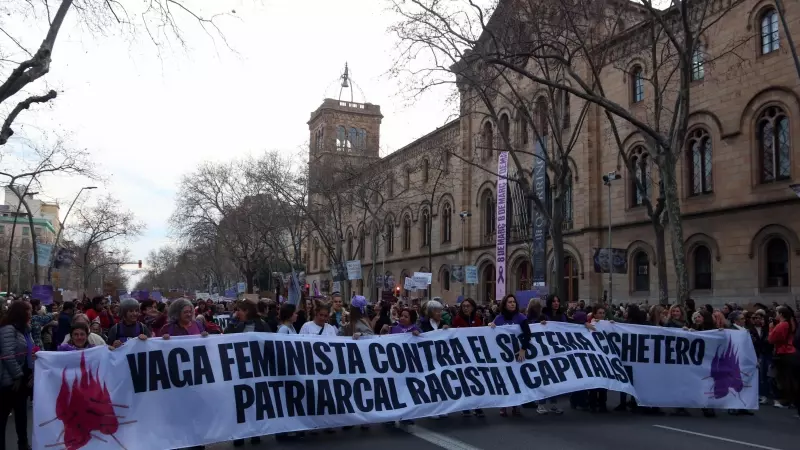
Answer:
[{"left": 338, "top": 296, "right": 373, "bottom": 339}]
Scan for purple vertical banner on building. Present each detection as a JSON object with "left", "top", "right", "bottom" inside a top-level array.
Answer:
[
  {"left": 532, "top": 139, "right": 547, "bottom": 285},
  {"left": 496, "top": 151, "right": 509, "bottom": 301}
]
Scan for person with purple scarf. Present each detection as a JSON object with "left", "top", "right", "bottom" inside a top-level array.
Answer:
[{"left": 488, "top": 294, "right": 532, "bottom": 417}]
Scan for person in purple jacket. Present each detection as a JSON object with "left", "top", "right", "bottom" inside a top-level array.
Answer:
[{"left": 488, "top": 294, "right": 532, "bottom": 417}]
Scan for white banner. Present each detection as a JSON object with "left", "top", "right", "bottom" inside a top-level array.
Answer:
[
  {"left": 346, "top": 260, "right": 362, "bottom": 280},
  {"left": 32, "top": 323, "right": 755, "bottom": 449}
]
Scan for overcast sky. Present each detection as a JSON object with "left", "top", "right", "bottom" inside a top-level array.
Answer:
[{"left": 5, "top": 0, "right": 455, "bottom": 288}]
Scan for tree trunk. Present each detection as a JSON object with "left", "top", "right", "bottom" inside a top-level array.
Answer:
[
  {"left": 653, "top": 221, "right": 669, "bottom": 305},
  {"left": 245, "top": 271, "right": 255, "bottom": 294},
  {"left": 660, "top": 163, "right": 690, "bottom": 305},
  {"left": 21, "top": 201, "right": 39, "bottom": 286},
  {"left": 550, "top": 197, "right": 565, "bottom": 300}
]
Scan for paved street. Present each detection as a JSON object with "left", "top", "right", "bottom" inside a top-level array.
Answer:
[{"left": 7, "top": 398, "right": 799, "bottom": 450}]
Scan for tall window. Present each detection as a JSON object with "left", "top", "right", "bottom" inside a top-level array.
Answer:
[
  {"left": 314, "top": 128, "right": 324, "bottom": 152},
  {"left": 483, "top": 192, "right": 496, "bottom": 242},
  {"left": 517, "top": 112, "right": 528, "bottom": 146},
  {"left": 421, "top": 210, "right": 431, "bottom": 247},
  {"left": 693, "top": 245, "right": 713, "bottom": 290},
  {"left": 372, "top": 226, "right": 379, "bottom": 256},
  {"left": 386, "top": 219, "right": 394, "bottom": 254},
  {"left": 422, "top": 159, "right": 429, "bottom": 183},
  {"left": 442, "top": 269, "right": 451, "bottom": 291},
  {"left": 691, "top": 45, "right": 705, "bottom": 80},
  {"left": 499, "top": 114, "right": 510, "bottom": 150},
  {"left": 633, "top": 252, "right": 650, "bottom": 292},
  {"left": 348, "top": 127, "right": 358, "bottom": 152},
  {"left": 336, "top": 126, "right": 347, "bottom": 151},
  {"left": 358, "top": 129, "right": 367, "bottom": 149},
  {"left": 557, "top": 91, "right": 570, "bottom": 128},
  {"left": 759, "top": 107, "right": 791, "bottom": 183},
  {"left": 761, "top": 9, "right": 780, "bottom": 55},
  {"left": 404, "top": 169, "right": 410, "bottom": 189},
  {"left": 765, "top": 238, "right": 789, "bottom": 288},
  {"left": 441, "top": 203, "right": 452, "bottom": 243},
  {"left": 402, "top": 216, "right": 412, "bottom": 250},
  {"left": 688, "top": 128, "right": 713, "bottom": 195},
  {"left": 313, "top": 239, "right": 319, "bottom": 270},
  {"left": 630, "top": 146, "right": 650, "bottom": 206},
  {"left": 631, "top": 66, "right": 644, "bottom": 103},
  {"left": 562, "top": 173, "right": 573, "bottom": 224},
  {"left": 347, "top": 232, "right": 354, "bottom": 259},
  {"left": 358, "top": 229, "right": 366, "bottom": 259},
  {"left": 387, "top": 175, "right": 394, "bottom": 198},
  {"left": 482, "top": 122, "right": 494, "bottom": 160},
  {"left": 535, "top": 97, "right": 549, "bottom": 138}
]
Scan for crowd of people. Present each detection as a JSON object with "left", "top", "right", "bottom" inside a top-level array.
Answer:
[{"left": 1, "top": 293, "right": 799, "bottom": 450}]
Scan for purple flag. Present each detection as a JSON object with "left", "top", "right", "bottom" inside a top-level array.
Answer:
[{"left": 495, "top": 151, "right": 509, "bottom": 301}]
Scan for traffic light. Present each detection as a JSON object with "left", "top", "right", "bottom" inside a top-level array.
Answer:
[{"left": 138, "top": 260, "right": 142, "bottom": 269}]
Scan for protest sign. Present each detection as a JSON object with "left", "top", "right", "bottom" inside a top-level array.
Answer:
[
  {"left": 346, "top": 260, "right": 362, "bottom": 280},
  {"left": 32, "top": 323, "right": 755, "bottom": 450},
  {"left": 214, "top": 314, "right": 232, "bottom": 329}
]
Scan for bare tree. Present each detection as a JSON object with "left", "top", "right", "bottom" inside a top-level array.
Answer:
[
  {"left": 0, "top": 143, "right": 94, "bottom": 287},
  {"left": 172, "top": 161, "right": 276, "bottom": 294},
  {"left": 68, "top": 195, "right": 144, "bottom": 290},
  {"left": 388, "top": 0, "right": 750, "bottom": 304},
  {"left": 0, "top": 0, "right": 236, "bottom": 149}
]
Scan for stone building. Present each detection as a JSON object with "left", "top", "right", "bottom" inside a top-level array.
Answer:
[{"left": 305, "top": 0, "right": 800, "bottom": 307}]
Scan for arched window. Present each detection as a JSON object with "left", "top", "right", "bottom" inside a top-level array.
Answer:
[
  {"left": 336, "top": 126, "right": 347, "bottom": 151},
  {"left": 688, "top": 128, "right": 713, "bottom": 195},
  {"left": 758, "top": 106, "right": 791, "bottom": 183},
  {"left": 422, "top": 158, "right": 429, "bottom": 183},
  {"left": 633, "top": 252, "right": 650, "bottom": 292},
  {"left": 557, "top": 90, "right": 570, "bottom": 128},
  {"left": 693, "top": 245, "right": 713, "bottom": 290},
  {"left": 691, "top": 44, "right": 705, "bottom": 81},
  {"left": 314, "top": 128, "right": 324, "bottom": 152},
  {"left": 421, "top": 209, "right": 431, "bottom": 247},
  {"left": 443, "top": 269, "right": 451, "bottom": 291},
  {"left": 386, "top": 219, "right": 394, "bottom": 254},
  {"left": 483, "top": 192, "right": 496, "bottom": 243},
  {"left": 358, "top": 228, "right": 366, "bottom": 259},
  {"left": 517, "top": 261, "right": 531, "bottom": 290},
  {"left": 346, "top": 232, "right": 354, "bottom": 259},
  {"left": 348, "top": 127, "right": 358, "bottom": 151},
  {"left": 765, "top": 238, "right": 789, "bottom": 288},
  {"left": 630, "top": 146, "right": 650, "bottom": 206},
  {"left": 482, "top": 122, "right": 494, "bottom": 160},
  {"left": 631, "top": 65, "right": 644, "bottom": 103},
  {"left": 499, "top": 114, "right": 510, "bottom": 150},
  {"left": 517, "top": 111, "right": 528, "bottom": 145},
  {"left": 402, "top": 215, "right": 412, "bottom": 251},
  {"left": 441, "top": 203, "right": 452, "bottom": 243},
  {"left": 761, "top": 9, "right": 780, "bottom": 55},
  {"left": 358, "top": 129, "right": 367, "bottom": 149},
  {"left": 404, "top": 169, "right": 410, "bottom": 189}
]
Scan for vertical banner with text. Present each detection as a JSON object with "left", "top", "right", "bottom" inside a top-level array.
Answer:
[
  {"left": 532, "top": 139, "right": 547, "bottom": 285},
  {"left": 496, "top": 151, "right": 509, "bottom": 301}
]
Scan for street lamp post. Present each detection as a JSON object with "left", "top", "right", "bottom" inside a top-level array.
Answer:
[
  {"left": 602, "top": 172, "right": 621, "bottom": 304},
  {"left": 459, "top": 211, "right": 471, "bottom": 297},
  {"left": 47, "top": 186, "right": 97, "bottom": 284}
]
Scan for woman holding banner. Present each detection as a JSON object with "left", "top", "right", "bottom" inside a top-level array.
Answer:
[
  {"left": 452, "top": 298, "right": 486, "bottom": 418},
  {"left": 223, "top": 298, "right": 266, "bottom": 447},
  {"left": 0, "top": 300, "right": 34, "bottom": 450},
  {"left": 107, "top": 299, "right": 151, "bottom": 347},
  {"left": 489, "top": 294, "right": 531, "bottom": 417}
]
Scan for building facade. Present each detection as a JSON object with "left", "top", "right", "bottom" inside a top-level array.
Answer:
[{"left": 305, "top": 0, "right": 800, "bottom": 307}]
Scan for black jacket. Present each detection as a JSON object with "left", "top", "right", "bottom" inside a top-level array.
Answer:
[{"left": 224, "top": 318, "right": 271, "bottom": 334}]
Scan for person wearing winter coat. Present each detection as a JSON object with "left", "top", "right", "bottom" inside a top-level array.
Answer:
[{"left": 0, "top": 300, "right": 35, "bottom": 450}]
